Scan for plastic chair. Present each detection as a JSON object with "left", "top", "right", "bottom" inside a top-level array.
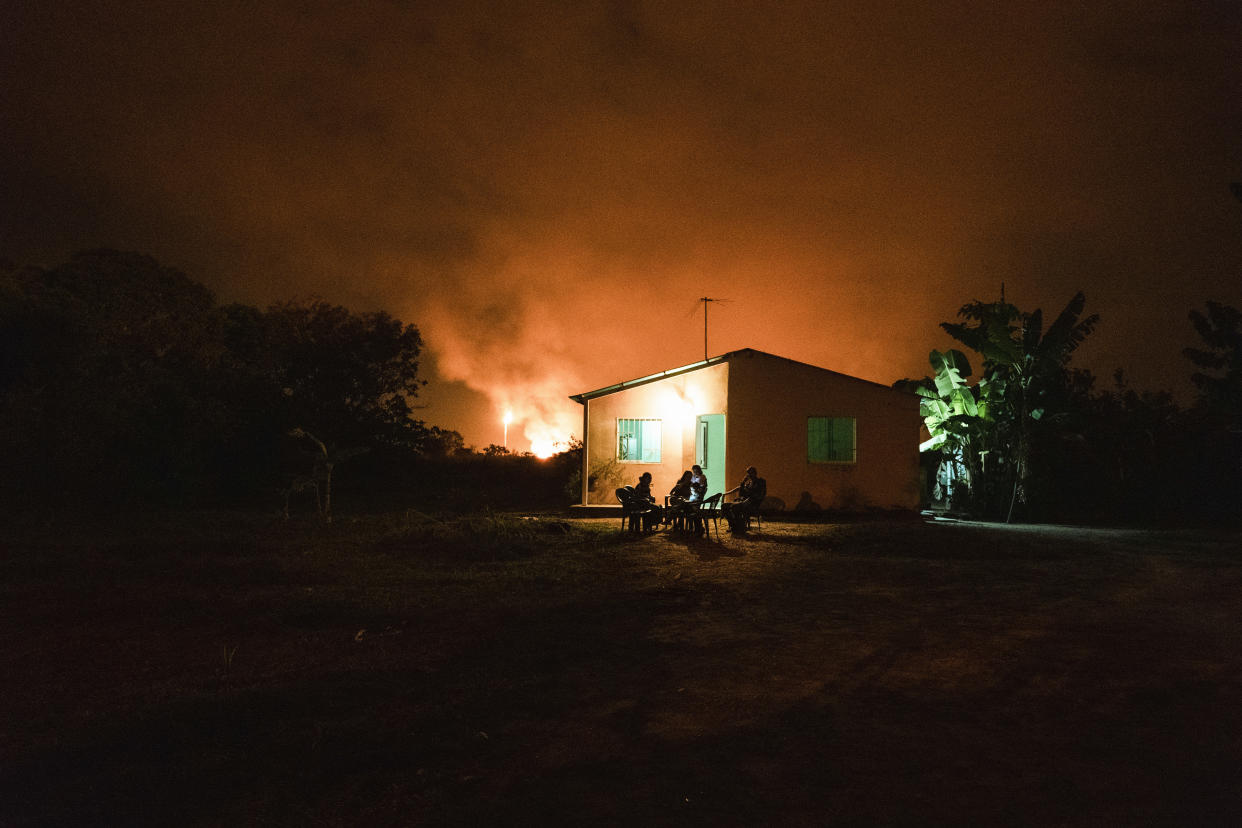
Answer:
[
  {"left": 615, "top": 487, "right": 646, "bottom": 532},
  {"left": 699, "top": 492, "right": 723, "bottom": 540}
]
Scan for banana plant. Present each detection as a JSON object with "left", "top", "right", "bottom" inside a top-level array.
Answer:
[
  {"left": 915, "top": 349, "right": 991, "bottom": 449},
  {"left": 940, "top": 292, "right": 1099, "bottom": 519}
]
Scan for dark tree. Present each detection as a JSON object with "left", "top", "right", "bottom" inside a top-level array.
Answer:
[
  {"left": 251, "top": 300, "right": 429, "bottom": 448},
  {"left": 1184, "top": 300, "right": 1242, "bottom": 428},
  {"left": 0, "top": 252, "right": 439, "bottom": 510},
  {"left": 0, "top": 250, "right": 225, "bottom": 503}
]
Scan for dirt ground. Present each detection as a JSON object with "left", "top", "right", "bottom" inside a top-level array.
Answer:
[{"left": 3, "top": 514, "right": 1241, "bottom": 825}]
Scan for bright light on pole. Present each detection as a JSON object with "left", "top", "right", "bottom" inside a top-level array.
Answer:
[{"left": 503, "top": 409, "right": 513, "bottom": 450}]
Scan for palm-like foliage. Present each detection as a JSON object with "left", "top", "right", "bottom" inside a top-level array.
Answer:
[
  {"left": 943, "top": 292, "right": 1098, "bottom": 417},
  {"left": 920, "top": 292, "right": 1099, "bottom": 520},
  {"left": 1184, "top": 300, "right": 1242, "bottom": 428},
  {"left": 915, "top": 349, "right": 980, "bottom": 452}
]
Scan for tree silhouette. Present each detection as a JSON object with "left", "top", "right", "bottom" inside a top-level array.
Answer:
[
  {"left": 0, "top": 250, "right": 225, "bottom": 502},
  {"left": 0, "top": 252, "right": 435, "bottom": 509},
  {"left": 1185, "top": 300, "right": 1242, "bottom": 429}
]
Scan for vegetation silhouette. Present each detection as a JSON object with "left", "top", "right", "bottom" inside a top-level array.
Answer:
[
  {"left": 903, "top": 286, "right": 1241, "bottom": 525},
  {"left": 3, "top": 244, "right": 1239, "bottom": 524},
  {"left": 0, "top": 250, "right": 578, "bottom": 516}
]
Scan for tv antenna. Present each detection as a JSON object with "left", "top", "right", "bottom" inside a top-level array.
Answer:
[{"left": 696, "top": 297, "right": 730, "bottom": 361}]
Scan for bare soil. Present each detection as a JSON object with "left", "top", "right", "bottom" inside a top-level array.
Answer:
[{"left": 2, "top": 513, "right": 1241, "bottom": 825}]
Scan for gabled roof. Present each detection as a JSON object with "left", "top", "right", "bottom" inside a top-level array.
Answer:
[{"left": 568, "top": 348, "right": 904, "bottom": 404}]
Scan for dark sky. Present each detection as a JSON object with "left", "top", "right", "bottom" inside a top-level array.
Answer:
[{"left": 4, "top": 1, "right": 1241, "bottom": 453}]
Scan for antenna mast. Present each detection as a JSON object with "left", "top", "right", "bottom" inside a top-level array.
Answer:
[
  {"left": 699, "top": 297, "right": 723, "bottom": 360},
  {"left": 701, "top": 297, "right": 711, "bottom": 360}
]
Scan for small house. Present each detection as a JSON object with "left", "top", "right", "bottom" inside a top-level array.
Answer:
[{"left": 569, "top": 348, "right": 921, "bottom": 512}]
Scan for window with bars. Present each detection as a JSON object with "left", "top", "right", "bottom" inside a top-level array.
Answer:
[
  {"left": 617, "top": 418, "right": 662, "bottom": 463},
  {"left": 808, "top": 416, "right": 856, "bottom": 463}
]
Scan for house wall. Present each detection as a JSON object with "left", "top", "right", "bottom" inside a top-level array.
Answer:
[
  {"left": 581, "top": 362, "right": 729, "bottom": 505},
  {"left": 724, "top": 351, "right": 921, "bottom": 511}
]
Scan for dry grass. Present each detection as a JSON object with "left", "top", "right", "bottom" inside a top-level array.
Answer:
[{"left": 2, "top": 512, "right": 1241, "bottom": 825}]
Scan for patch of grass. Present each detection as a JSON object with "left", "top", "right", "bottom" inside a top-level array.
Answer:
[{"left": 2, "top": 513, "right": 1241, "bottom": 825}]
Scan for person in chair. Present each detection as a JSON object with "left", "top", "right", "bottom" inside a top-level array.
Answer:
[
  {"left": 684, "top": 464, "right": 709, "bottom": 534},
  {"left": 634, "top": 471, "right": 662, "bottom": 531},
  {"left": 722, "top": 466, "right": 766, "bottom": 534},
  {"left": 689, "top": 464, "right": 708, "bottom": 503},
  {"left": 668, "top": 470, "right": 693, "bottom": 530}
]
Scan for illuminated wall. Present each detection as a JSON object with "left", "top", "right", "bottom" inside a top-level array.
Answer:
[
  {"left": 582, "top": 361, "right": 729, "bottom": 505},
  {"left": 575, "top": 350, "right": 919, "bottom": 510},
  {"left": 725, "top": 350, "right": 920, "bottom": 511}
]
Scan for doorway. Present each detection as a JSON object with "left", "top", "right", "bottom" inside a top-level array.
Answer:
[{"left": 695, "top": 414, "right": 725, "bottom": 497}]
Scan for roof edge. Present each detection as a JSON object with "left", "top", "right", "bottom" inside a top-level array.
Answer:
[
  {"left": 725, "top": 349, "right": 916, "bottom": 395},
  {"left": 568, "top": 351, "right": 735, "bottom": 403}
]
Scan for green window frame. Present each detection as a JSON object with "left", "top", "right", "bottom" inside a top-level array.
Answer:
[
  {"left": 808, "top": 416, "right": 856, "bottom": 463},
  {"left": 618, "top": 418, "right": 662, "bottom": 463}
]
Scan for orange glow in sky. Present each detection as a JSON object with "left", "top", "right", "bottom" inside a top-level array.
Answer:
[{"left": 3, "top": 2, "right": 1241, "bottom": 452}]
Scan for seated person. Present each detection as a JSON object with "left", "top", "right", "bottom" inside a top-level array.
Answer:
[
  {"left": 633, "top": 471, "right": 663, "bottom": 531},
  {"left": 722, "top": 466, "right": 766, "bottom": 534},
  {"left": 667, "top": 470, "right": 693, "bottom": 529},
  {"left": 685, "top": 464, "right": 709, "bottom": 534},
  {"left": 688, "top": 464, "right": 708, "bottom": 503},
  {"left": 668, "top": 470, "right": 693, "bottom": 506}
]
